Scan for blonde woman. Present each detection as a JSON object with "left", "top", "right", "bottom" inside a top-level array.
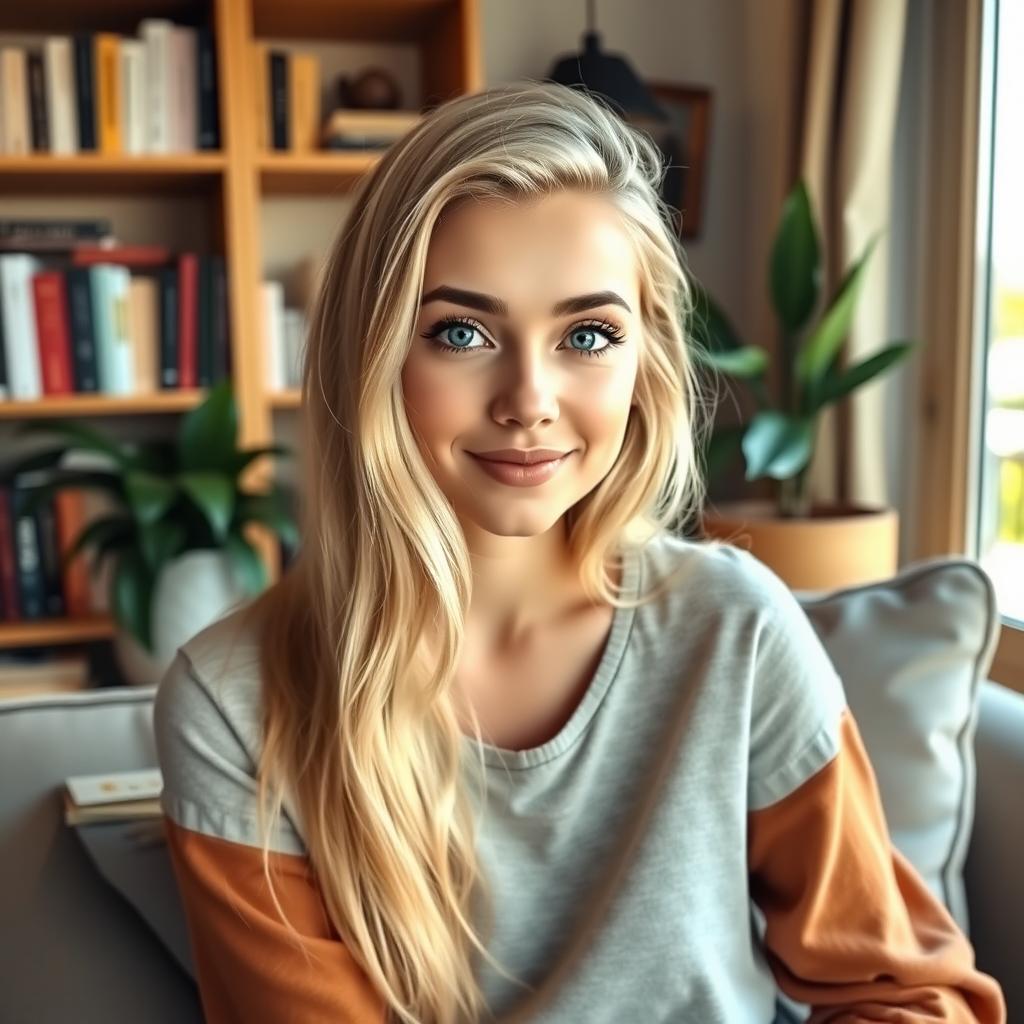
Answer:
[{"left": 153, "top": 81, "right": 1005, "bottom": 1024}]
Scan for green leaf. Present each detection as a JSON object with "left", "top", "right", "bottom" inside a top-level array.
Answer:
[
  {"left": 61, "top": 515, "right": 134, "bottom": 571},
  {"left": 138, "top": 520, "right": 186, "bottom": 573},
  {"left": 701, "top": 424, "right": 746, "bottom": 485},
  {"left": 125, "top": 471, "right": 177, "bottom": 525},
  {"left": 741, "top": 412, "right": 815, "bottom": 480},
  {"left": 809, "top": 341, "right": 916, "bottom": 413},
  {"left": 178, "top": 471, "right": 235, "bottom": 542},
  {"left": 691, "top": 345, "right": 769, "bottom": 378},
  {"left": 235, "top": 492, "right": 299, "bottom": 548},
  {"left": 112, "top": 550, "right": 154, "bottom": 651},
  {"left": 133, "top": 440, "right": 179, "bottom": 475},
  {"left": 15, "top": 419, "right": 131, "bottom": 468},
  {"left": 770, "top": 180, "right": 821, "bottom": 333},
  {"left": 225, "top": 532, "right": 267, "bottom": 594},
  {"left": 794, "top": 231, "right": 883, "bottom": 390},
  {"left": 178, "top": 380, "right": 238, "bottom": 473}
]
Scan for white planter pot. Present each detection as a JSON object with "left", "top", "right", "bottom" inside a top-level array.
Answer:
[{"left": 114, "top": 549, "right": 250, "bottom": 687}]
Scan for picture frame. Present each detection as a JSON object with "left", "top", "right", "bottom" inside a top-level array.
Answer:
[{"left": 629, "top": 82, "right": 712, "bottom": 241}]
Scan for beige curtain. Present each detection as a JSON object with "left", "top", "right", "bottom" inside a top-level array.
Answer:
[{"left": 795, "top": 0, "right": 908, "bottom": 510}]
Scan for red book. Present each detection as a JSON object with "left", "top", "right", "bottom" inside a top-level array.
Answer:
[
  {"left": 71, "top": 244, "right": 173, "bottom": 268},
  {"left": 53, "top": 491, "right": 92, "bottom": 617},
  {"left": 178, "top": 253, "right": 198, "bottom": 389},
  {"left": 0, "top": 489, "right": 20, "bottom": 621},
  {"left": 31, "top": 271, "right": 75, "bottom": 395}
]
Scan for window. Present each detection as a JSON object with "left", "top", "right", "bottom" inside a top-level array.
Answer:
[{"left": 973, "top": 0, "right": 1024, "bottom": 635}]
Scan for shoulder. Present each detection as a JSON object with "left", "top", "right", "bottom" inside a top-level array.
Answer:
[{"left": 153, "top": 603, "right": 304, "bottom": 855}]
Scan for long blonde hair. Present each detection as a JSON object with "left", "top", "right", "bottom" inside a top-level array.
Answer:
[{"left": 243, "top": 79, "right": 721, "bottom": 1023}]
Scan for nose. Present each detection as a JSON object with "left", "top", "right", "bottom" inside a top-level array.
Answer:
[{"left": 489, "top": 345, "right": 560, "bottom": 429}]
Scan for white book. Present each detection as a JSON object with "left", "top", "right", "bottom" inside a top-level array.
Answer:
[
  {"left": 0, "top": 48, "right": 30, "bottom": 155},
  {"left": 119, "top": 39, "right": 147, "bottom": 155},
  {"left": 43, "top": 37, "right": 78, "bottom": 154},
  {"left": 261, "top": 280, "right": 286, "bottom": 390},
  {"left": 66, "top": 768, "right": 163, "bottom": 807},
  {"left": 171, "top": 26, "right": 196, "bottom": 152},
  {"left": 282, "top": 307, "right": 307, "bottom": 387},
  {"left": 89, "top": 265, "right": 136, "bottom": 395},
  {"left": 0, "top": 254, "right": 43, "bottom": 399},
  {"left": 139, "top": 19, "right": 173, "bottom": 153}
]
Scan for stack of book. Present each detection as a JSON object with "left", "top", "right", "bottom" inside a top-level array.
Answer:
[
  {"left": 320, "top": 108, "right": 423, "bottom": 151},
  {"left": 64, "top": 768, "right": 163, "bottom": 826},
  {"left": 0, "top": 19, "right": 219, "bottom": 156},
  {"left": 252, "top": 45, "right": 323, "bottom": 152},
  {"left": 0, "top": 454, "right": 115, "bottom": 625},
  {"left": 0, "top": 651, "right": 90, "bottom": 700},
  {"left": 0, "top": 218, "right": 230, "bottom": 401}
]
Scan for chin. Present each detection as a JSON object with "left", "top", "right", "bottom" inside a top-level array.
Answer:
[{"left": 461, "top": 502, "right": 570, "bottom": 538}]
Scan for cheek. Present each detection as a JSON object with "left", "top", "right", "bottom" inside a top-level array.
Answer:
[{"left": 401, "top": 359, "right": 467, "bottom": 445}]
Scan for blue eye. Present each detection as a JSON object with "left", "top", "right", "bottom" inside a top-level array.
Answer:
[{"left": 420, "top": 315, "right": 627, "bottom": 359}]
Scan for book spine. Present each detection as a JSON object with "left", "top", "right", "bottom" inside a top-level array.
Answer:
[
  {"left": 128, "top": 275, "right": 158, "bottom": 392},
  {"left": 197, "top": 254, "right": 212, "bottom": 387},
  {"left": 158, "top": 266, "right": 179, "bottom": 388},
  {"left": 53, "top": 490, "right": 91, "bottom": 617},
  {"left": 0, "top": 218, "right": 111, "bottom": 242},
  {"left": 120, "top": 39, "right": 146, "bottom": 155},
  {"left": 262, "top": 280, "right": 285, "bottom": 390},
  {"left": 88, "top": 266, "right": 114, "bottom": 393},
  {"left": 0, "top": 488, "right": 20, "bottom": 620},
  {"left": 10, "top": 480, "right": 47, "bottom": 620},
  {"left": 212, "top": 255, "right": 229, "bottom": 384},
  {"left": 31, "top": 271, "right": 75, "bottom": 395},
  {"left": 44, "top": 37, "right": 78, "bottom": 155},
  {"left": 174, "top": 26, "right": 197, "bottom": 151},
  {"left": 109, "top": 266, "right": 134, "bottom": 394},
  {"left": 269, "top": 51, "right": 288, "bottom": 150},
  {"left": 73, "top": 34, "right": 97, "bottom": 151},
  {"left": 65, "top": 267, "right": 99, "bottom": 392},
  {"left": 35, "top": 495, "right": 66, "bottom": 617},
  {"left": 177, "top": 253, "right": 198, "bottom": 388},
  {"left": 27, "top": 52, "right": 50, "bottom": 152},
  {"left": 0, "top": 280, "right": 7, "bottom": 399},
  {"left": 96, "top": 33, "right": 122, "bottom": 153},
  {"left": 1, "top": 48, "right": 30, "bottom": 155},
  {"left": 139, "top": 19, "right": 172, "bottom": 154},
  {"left": 196, "top": 27, "right": 219, "bottom": 150},
  {"left": 0, "top": 254, "right": 43, "bottom": 399}
]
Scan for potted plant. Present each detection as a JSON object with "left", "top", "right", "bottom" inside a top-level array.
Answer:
[
  {"left": 15, "top": 381, "right": 297, "bottom": 684},
  {"left": 689, "top": 179, "right": 916, "bottom": 590}
]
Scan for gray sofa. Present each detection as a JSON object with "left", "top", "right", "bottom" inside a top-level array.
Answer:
[{"left": 0, "top": 557, "right": 1021, "bottom": 1022}]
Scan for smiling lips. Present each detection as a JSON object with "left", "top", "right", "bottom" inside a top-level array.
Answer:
[{"left": 468, "top": 448, "right": 574, "bottom": 486}]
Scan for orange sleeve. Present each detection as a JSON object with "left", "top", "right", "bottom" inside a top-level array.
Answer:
[
  {"left": 748, "top": 708, "right": 1006, "bottom": 1023},
  {"left": 163, "top": 816, "right": 388, "bottom": 1024}
]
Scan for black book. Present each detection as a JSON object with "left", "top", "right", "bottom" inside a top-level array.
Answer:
[
  {"left": 34, "top": 494, "right": 65, "bottom": 617},
  {"left": 0, "top": 219, "right": 112, "bottom": 242},
  {"left": 158, "top": 266, "right": 179, "bottom": 389},
  {"left": 73, "top": 34, "right": 97, "bottom": 151},
  {"left": 66, "top": 267, "right": 99, "bottom": 393},
  {"left": 197, "top": 255, "right": 213, "bottom": 387},
  {"left": 10, "top": 476, "right": 48, "bottom": 621},
  {"left": 211, "top": 255, "right": 229, "bottom": 383},
  {"left": 27, "top": 52, "right": 50, "bottom": 152},
  {"left": 197, "top": 27, "right": 220, "bottom": 150},
  {"left": 269, "top": 51, "right": 289, "bottom": 150},
  {"left": 0, "top": 282, "right": 8, "bottom": 399}
]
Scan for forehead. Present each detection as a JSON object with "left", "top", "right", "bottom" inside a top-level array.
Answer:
[{"left": 423, "top": 191, "right": 639, "bottom": 311}]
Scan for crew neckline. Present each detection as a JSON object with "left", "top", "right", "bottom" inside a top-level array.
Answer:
[{"left": 460, "top": 544, "right": 643, "bottom": 771}]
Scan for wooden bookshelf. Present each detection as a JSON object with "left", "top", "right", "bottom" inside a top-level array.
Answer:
[{"left": 0, "top": 0, "right": 483, "bottom": 654}]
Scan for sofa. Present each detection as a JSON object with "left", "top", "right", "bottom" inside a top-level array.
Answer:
[{"left": 0, "top": 554, "right": 1021, "bottom": 1023}]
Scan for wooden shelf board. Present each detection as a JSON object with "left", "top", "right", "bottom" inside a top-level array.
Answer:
[
  {"left": 0, "top": 1, "right": 205, "bottom": 34},
  {"left": 251, "top": 0, "right": 452, "bottom": 41},
  {"left": 0, "top": 391, "right": 207, "bottom": 419},
  {"left": 258, "top": 151, "right": 382, "bottom": 194},
  {"left": 0, "top": 616, "right": 115, "bottom": 649},
  {"left": 0, "top": 154, "right": 226, "bottom": 195},
  {"left": 270, "top": 389, "right": 302, "bottom": 409}
]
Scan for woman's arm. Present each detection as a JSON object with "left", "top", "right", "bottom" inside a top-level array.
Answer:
[
  {"left": 748, "top": 707, "right": 1006, "bottom": 1024},
  {"left": 162, "top": 817, "right": 387, "bottom": 1024}
]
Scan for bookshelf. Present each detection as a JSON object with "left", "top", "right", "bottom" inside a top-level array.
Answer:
[{"left": 0, "top": 0, "right": 483, "bottom": 655}]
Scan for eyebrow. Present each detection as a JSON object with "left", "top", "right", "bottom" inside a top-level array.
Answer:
[{"left": 419, "top": 285, "right": 632, "bottom": 317}]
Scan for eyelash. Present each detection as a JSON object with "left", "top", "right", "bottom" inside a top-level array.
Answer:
[{"left": 420, "top": 314, "right": 627, "bottom": 359}]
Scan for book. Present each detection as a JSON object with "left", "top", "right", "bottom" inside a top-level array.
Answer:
[
  {"left": 95, "top": 33, "right": 121, "bottom": 154},
  {"left": 31, "top": 271, "right": 75, "bottom": 396},
  {"left": 72, "top": 33, "right": 96, "bottom": 151},
  {"left": 119, "top": 39, "right": 147, "bottom": 155},
  {"left": 0, "top": 488, "right": 20, "bottom": 621},
  {"left": 269, "top": 51, "right": 288, "bottom": 150},
  {"left": 288, "top": 52, "right": 320, "bottom": 153},
  {"left": 171, "top": 26, "right": 197, "bottom": 152},
  {"left": 27, "top": 51, "right": 49, "bottom": 152},
  {"left": 261, "top": 280, "right": 285, "bottom": 390},
  {"left": 0, "top": 47, "right": 30, "bottom": 155},
  {"left": 9, "top": 472, "right": 48, "bottom": 620},
  {"left": 197, "top": 27, "right": 219, "bottom": 150},
  {"left": 128, "top": 275, "right": 159, "bottom": 392},
  {"left": 177, "top": 252, "right": 198, "bottom": 388},
  {"left": 52, "top": 490, "right": 92, "bottom": 617},
  {"left": 0, "top": 253, "right": 43, "bottom": 400},
  {"left": 157, "top": 265, "right": 179, "bottom": 388},
  {"left": 0, "top": 218, "right": 113, "bottom": 243},
  {"left": 43, "top": 36, "right": 78, "bottom": 155},
  {"left": 139, "top": 19, "right": 173, "bottom": 153},
  {"left": 64, "top": 767, "right": 163, "bottom": 826},
  {"left": 89, "top": 264, "right": 135, "bottom": 395},
  {"left": 0, "top": 654, "right": 89, "bottom": 698},
  {"left": 66, "top": 266, "right": 100, "bottom": 392}
]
